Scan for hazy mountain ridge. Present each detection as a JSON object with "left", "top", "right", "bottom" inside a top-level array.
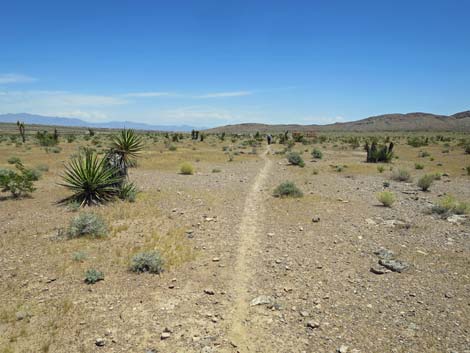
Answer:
[
  {"left": 0, "top": 113, "right": 198, "bottom": 132},
  {"left": 205, "top": 111, "right": 470, "bottom": 133}
]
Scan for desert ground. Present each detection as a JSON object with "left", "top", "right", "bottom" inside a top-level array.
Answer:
[{"left": 0, "top": 129, "right": 469, "bottom": 353}]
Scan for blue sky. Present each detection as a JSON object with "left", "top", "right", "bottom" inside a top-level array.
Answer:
[{"left": 1, "top": 0, "right": 469, "bottom": 127}]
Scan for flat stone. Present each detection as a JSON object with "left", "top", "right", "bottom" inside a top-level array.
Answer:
[
  {"left": 161, "top": 332, "right": 171, "bottom": 340},
  {"left": 250, "top": 295, "right": 275, "bottom": 307},
  {"left": 374, "top": 248, "right": 394, "bottom": 260},
  {"left": 379, "top": 259, "right": 410, "bottom": 273}
]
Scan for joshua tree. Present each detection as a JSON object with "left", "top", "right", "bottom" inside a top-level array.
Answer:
[{"left": 17, "top": 121, "right": 25, "bottom": 143}]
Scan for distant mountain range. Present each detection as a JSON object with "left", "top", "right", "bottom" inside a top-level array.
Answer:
[
  {"left": 1, "top": 111, "right": 470, "bottom": 133},
  {"left": 205, "top": 111, "right": 470, "bottom": 133},
  {"left": 0, "top": 113, "right": 199, "bottom": 132}
]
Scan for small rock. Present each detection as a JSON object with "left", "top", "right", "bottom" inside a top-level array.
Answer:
[
  {"left": 312, "top": 216, "right": 320, "bottom": 223},
  {"left": 374, "top": 248, "right": 394, "bottom": 260},
  {"left": 95, "top": 338, "right": 106, "bottom": 347},
  {"left": 379, "top": 259, "right": 410, "bottom": 273},
  {"left": 15, "top": 311, "right": 28, "bottom": 321},
  {"left": 337, "top": 345, "right": 349, "bottom": 353},
  {"left": 447, "top": 214, "right": 467, "bottom": 225},
  {"left": 250, "top": 295, "right": 275, "bottom": 307},
  {"left": 306, "top": 320, "right": 320, "bottom": 329},
  {"left": 212, "top": 257, "right": 220, "bottom": 262},
  {"left": 160, "top": 332, "right": 171, "bottom": 340},
  {"left": 204, "top": 289, "right": 215, "bottom": 295},
  {"left": 300, "top": 311, "right": 309, "bottom": 317}
]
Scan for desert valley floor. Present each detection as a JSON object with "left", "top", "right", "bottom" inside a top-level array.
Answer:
[{"left": 0, "top": 134, "right": 469, "bottom": 353}]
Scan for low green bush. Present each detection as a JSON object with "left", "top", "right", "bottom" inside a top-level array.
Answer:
[
  {"left": 377, "top": 191, "right": 395, "bottom": 207},
  {"left": 130, "top": 251, "right": 164, "bottom": 274},
  {"left": 273, "top": 181, "right": 303, "bottom": 198},
  {"left": 311, "top": 148, "right": 323, "bottom": 159},
  {"left": 0, "top": 163, "right": 37, "bottom": 198},
  {"left": 180, "top": 162, "right": 194, "bottom": 175},
  {"left": 84, "top": 269, "right": 104, "bottom": 284},
  {"left": 287, "top": 152, "right": 305, "bottom": 167},
  {"left": 67, "top": 212, "right": 107, "bottom": 238},
  {"left": 431, "top": 195, "right": 470, "bottom": 216}
]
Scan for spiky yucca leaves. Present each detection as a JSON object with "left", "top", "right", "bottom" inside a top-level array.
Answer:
[
  {"left": 108, "top": 129, "right": 144, "bottom": 178},
  {"left": 60, "top": 149, "right": 122, "bottom": 206}
]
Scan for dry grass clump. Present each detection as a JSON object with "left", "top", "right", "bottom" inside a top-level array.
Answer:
[{"left": 391, "top": 168, "right": 412, "bottom": 182}]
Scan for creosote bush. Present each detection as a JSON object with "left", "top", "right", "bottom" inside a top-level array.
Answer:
[
  {"left": 84, "top": 269, "right": 104, "bottom": 284},
  {"left": 130, "top": 251, "right": 164, "bottom": 274},
  {"left": 67, "top": 212, "right": 107, "bottom": 238},
  {"left": 0, "top": 162, "right": 37, "bottom": 198},
  {"left": 414, "top": 163, "right": 424, "bottom": 170},
  {"left": 391, "top": 168, "right": 412, "bottom": 182},
  {"left": 180, "top": 162, "right": 194, "bottom": 175},
  {"left": 377, "top": 191, "right": 395, "bottom": 207},
  {"left": 287, "top": 152, "right": 305, "bottom": 167},
  {"left": 417, "top": 174, "right": 434, "bottom": 191},
  {"left": 273, "top": 181, "right": 303, "bottom": 198}
]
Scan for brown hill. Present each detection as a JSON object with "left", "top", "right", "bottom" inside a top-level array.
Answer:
[{"left": 205, "top": 111, "right": 470, "bottom": 134}]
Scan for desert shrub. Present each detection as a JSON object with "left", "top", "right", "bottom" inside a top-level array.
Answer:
[
  {"left": 466, "top": 166, "right": 470, "bottom": 176},
  {"left": 130, "top": 251, "right": 164, "bottom": 274},
  {"left": 377, "top": 165, "right": 385, "bottom": 173},
  {"left": 414, "top": 163, "right": 424, "bottom": 170},
  {"left": 417, "top": 174, "right": 434, "bottom": 191},
  {"left": 67, "top": 212, "right": 107, "bottom": 238},
  {"left": 212, "top": 168, "right": 221, "bottom": 173},
  {"left": 36, "top": 130, "right": 59, "bottom": 147},
  {"left": 464, "top": 144, "right": 470, "bottom": 154},
  {"left": 273, "top": 181, "right": 303, "bottom": 198},
  {"left": 0, "top": 163, "right": 37, "bottom": 197},
  {"left": 311, "top": 148, "right": 323, "bottom": 159},
  {"left": 72, "top": 251, "right": 88, "bottom": 262},
  {"left": 84, "top": 269, "right": 104, "bottom": 284},
  {"left": 391, "top": 169, "right": 412, "bottom": 182},
  {"left": 168, "top": 144, "right": 177, "bottom": 151},
  {"left": 377, "top": 191, "right": 395, "bottom": 207},
  {"left": 7, "top": 156, "right": 21, "bottom": 164},
  {"left": 431, "top": 195, "right": 470, "bottom": 216},
  {"left": 180, "top": 162, "right": 194, "bottom": 175},
  {"left": 383, "top": 181, "right": 390, "bottom": 188},
  {"left": 407, "top": 136, "right": 428, "bottom": 147},
  {"left": 66, "top": 135, "right": 76, "bottom": 143},
  {"left": 287, "top": 152, "right": 305, "bottom": 167},
  {"left": 118, "top": 181, "right": 138, "bottom": 202}
]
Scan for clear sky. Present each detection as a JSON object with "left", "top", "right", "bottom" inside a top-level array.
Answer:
[{"left": 1, "top": 0, "right": 469, "bottom": 127}]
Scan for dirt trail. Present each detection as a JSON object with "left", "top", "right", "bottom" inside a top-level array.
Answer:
[{"left": 227, "top": 147, "right": 273, "bottom": 352}]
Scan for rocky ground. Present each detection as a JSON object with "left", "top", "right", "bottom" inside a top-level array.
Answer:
[{"left": 0, "top": 136, "right": 469, "bottom": 353}]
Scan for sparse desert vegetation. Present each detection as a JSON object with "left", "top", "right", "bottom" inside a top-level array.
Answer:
[{"left": 0, "top": 126, "right": 469, "bottom": 353}]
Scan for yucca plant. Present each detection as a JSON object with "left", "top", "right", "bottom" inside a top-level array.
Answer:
[
  {"left": 107, "top": 129, "right": 144, "bottom": 178},
  {"left": 60, "top": 149, "right": 122, "bottom": 206}
]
